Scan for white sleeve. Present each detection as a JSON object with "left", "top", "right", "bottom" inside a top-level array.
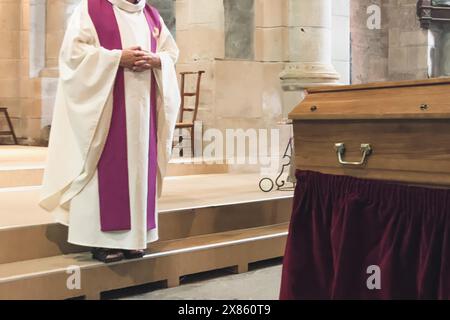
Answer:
[
  {"left": 58, "top": 0, "right": 122, "bottom": 156},
  {"left": 156, "top": 17, "right": 179, "bottom": 64},
  {"left": 153, "top": 16, "right": 181, "bottom": 181}
]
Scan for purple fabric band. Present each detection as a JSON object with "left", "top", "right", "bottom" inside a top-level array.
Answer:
[
  {"left": 144, "top": 5, "right": 160, "bottom": 230},
  {"left": 88, "top": 0, "right": 161, "bottom": 232}
]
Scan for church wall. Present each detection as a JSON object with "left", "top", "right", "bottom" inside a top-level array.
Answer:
[
  {"left": 386, "top": 0, "right": 431, "bottom": 80},
  {"left": 0, "top": 0, "right": 44, "bottom": 145},
  {"left": 1, "top": 0, "right": 349, "bottom": 158},
  {"left": 435, "top": 25, "right": 450, "bottom": 76},
  {"left": 351, "top": 0, "right": 430, "bottom": 84},
  {"left": 0, "top": 0, "right": 22, "bottom": 141},
  {"left": 171, "top": 0, "right": 288, "bottom": 171}
]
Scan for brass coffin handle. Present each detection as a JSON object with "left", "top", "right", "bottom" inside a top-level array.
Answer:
[{"left": 334, "top": 143, "right": 373, "bottom": 167}]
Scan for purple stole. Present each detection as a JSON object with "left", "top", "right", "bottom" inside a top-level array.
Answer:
[{"left": 87, "top": 0, "right": 160, "bottom": 232}]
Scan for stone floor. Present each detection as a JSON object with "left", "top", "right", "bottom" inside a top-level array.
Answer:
[
  {"left": 108, "top": 258, "right": 283, "bottom": 300},
  {"left": 0, "top": 146, "right": 292, "bottom": 228}
]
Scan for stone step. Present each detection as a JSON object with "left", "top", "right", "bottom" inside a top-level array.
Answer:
[
  {"left": 0, "top": 157, "right": 293, "bottom": 299},
  {"left": 0, "top": 172, "right": 293, "bottom": 263},
  {"left": 0, "top": 195, "right": 292, "bottom": 264},
  {"left": 0, "top": 166, "right": 44, "bottom": 188},
  {"left": 0, "top": 146, "right": 47, "bottom": 188},
  {"left": 0, "top": 223, "right": 288, "bottom": 300},
  {"left": 0, "top": 146, "right": 229, "bottom": 187},
  {"left": 0, "top": 173, "right": 293, "bottom": 228}
]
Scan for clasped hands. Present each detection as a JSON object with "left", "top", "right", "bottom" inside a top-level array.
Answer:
[{"left": 120, "top": 46, "right": 161, "bottom": 72}]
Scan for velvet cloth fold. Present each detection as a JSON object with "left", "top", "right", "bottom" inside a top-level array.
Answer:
[{"left": 280, "top": 170, "right": 450, "bottom": 300}]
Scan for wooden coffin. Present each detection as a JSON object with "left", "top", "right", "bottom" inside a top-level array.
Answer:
[{"left": 289, "top": 78, "right": 450, "bottom": 187}]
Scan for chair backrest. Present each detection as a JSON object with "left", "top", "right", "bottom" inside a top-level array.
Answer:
[{"left": 179, "top": 71, "right": 205, "bottom": 124}]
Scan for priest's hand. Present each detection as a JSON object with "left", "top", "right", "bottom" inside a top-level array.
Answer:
[
  {"left": 132, "top": 51, "right": 161, "bottom": 72},
  {"left": 120, "top": 46, "right": 146, "bottom": 70}
]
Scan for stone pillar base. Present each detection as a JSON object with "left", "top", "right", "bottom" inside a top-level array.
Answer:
[{"left": 280, "top": 62, "right": 341, "bottom": 91}]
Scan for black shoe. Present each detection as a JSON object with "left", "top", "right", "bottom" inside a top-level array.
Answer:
[
  {"left": 122, "top": 249, "right": 146, "bottom": 260},
  {"left": 91, "top": 248, "right": 125, "bottom": 263}
]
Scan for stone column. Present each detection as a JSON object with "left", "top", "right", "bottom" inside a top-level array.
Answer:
[
  {"left": 280, "top": 0, "right": 340, "bottom": 92},
  {"left": 441, "top": 26, "right": 450, "bottom": 76},
  {"left": 429, "top": 22, "right": 450, "bottom": 77},
  {"left": 279, "top": 0, "right": 340, "bottom": 183},
  {"left": 417, "top": 0, "right": 450, "bottom": 78}
]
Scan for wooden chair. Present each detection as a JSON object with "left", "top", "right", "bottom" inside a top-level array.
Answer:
[
  {"left": 0, "top": 108, "right": 18, "bottom": 145},
  {"left": 174, "top": 71, "right": 205, "bottom": 157}
]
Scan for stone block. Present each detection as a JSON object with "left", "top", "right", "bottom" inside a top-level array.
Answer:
[
  {"left": 20, "top": 98, "right": 41, "bottom": 118},
  {"left": 255, "top": 0, "right": 287, "bottom": 27},
  {"left": 388, "top": 46, "right": 408, "bottom": 73},
  {"left": 19, "top": 78, "right": 40, "bottom": 99},
  {"left": 254, "top": 27, "right": 285, "bottom": 62},
  {"left": 188, "top": 0, "right": 223, "bottom": 25},
  {"left": 400, "top": 30, "right": 429, "bottom": 47},
  {"left": 215, "top": 60, "right": 263, "bottom": 119},
  {"left": 214, "top": 60, "right": 283, "bottom": 121},
  {"left": 0, "top": 60, "right": 20, "bottom": 79},
  {"left": 289, "top": 0, "right": 331, "bottom": 28},
  {"left": 369, "top": 56, "right": 388, "bottom": 80},
  {"left": 406, "top": 45, "right": 430, "bottom": 70},
  {"left": 288, "top": 27, "right": 332, "bottom": 63},
  {"left": 177, "top": 26, "right": 225, "bottom": 63},
  {"left": 175, "top": 0, "right": 189, "bottom": 31},
  {"left": 20, "top": 31, "right": 29, "bottom": 59},
  {"left": 0, "top": 2, "right": 20, "bottom": 31},
  {"left": 389, "top": 28, "right": 401, "bottom": 48},
  {"left": 0, "top": 79, "right": 19, "bottom": 99},
  {"left": 0, "top": 30, "right": 20, "bottom": 59}
]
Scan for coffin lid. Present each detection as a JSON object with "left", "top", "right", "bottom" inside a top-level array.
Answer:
[{"left": 289, "top": 77, "right": 450, "bottom": 120}]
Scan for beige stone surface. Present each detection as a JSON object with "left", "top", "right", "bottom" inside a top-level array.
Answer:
[
  {"left": 0, "top": 1, "right": 44, "bottom": 143},
  {"left": 0, "top": 61, "right": 20, "bottom": 79},
  {"left": 175, "top": 0, "right": 189, "bottom": 31},
  {"left": 187, "top": 0, "right": 223, "bottom": 25},
  {"left": 0, "top": 172, "right": 293, "bottom": 229},
  {"left": 351, "top": 0, "right": 431, "bottom": 84},
  {"left": 214, "top": 61, "right": 284, "bottom": 119},
  {"left": 177, "top": 25, "right": 225, "bottom": 63},
  {"left": 0, "top": 0, "right": 351, "bottom": 163},
  {"left": 255, "top": 27, "right": 285, "bottom": 62},
  {"left": 290, "top": 0, "right": 332, "bottom": 27},
  {"left": 255, "top": 0, "right": 287, "bottom": 28}
]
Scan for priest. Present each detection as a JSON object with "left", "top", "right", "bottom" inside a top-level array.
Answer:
[{"left": 39, "top": 0, "right": 181, "bottom": 263}]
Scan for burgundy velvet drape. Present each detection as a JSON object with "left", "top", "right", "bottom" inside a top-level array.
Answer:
[{"left": 280, "top": 170, "right": 450, "bottom": 300}]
